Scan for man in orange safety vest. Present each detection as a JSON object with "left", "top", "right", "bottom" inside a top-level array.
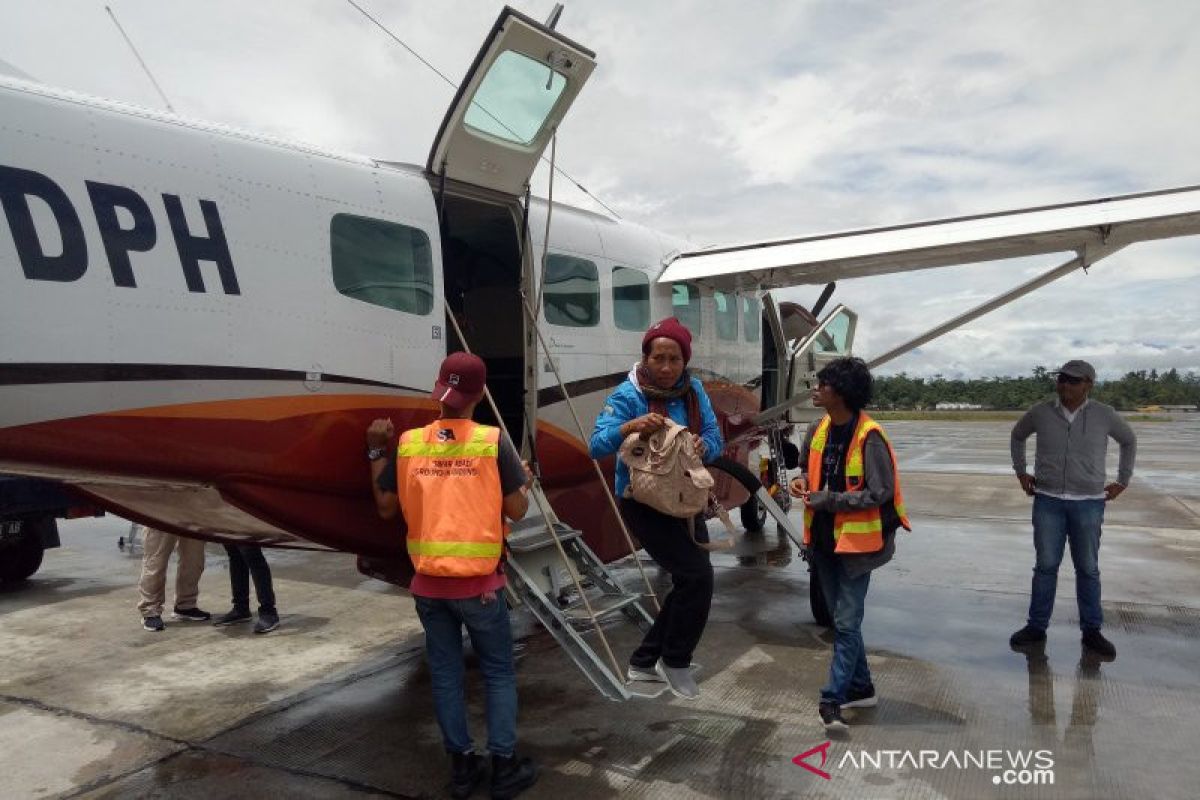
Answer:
[{"left": 368, "top": 351, "right": 537, "bottom": 800}]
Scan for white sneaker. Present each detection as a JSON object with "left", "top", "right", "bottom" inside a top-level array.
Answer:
[
  {"left": 627, "top": 665, "right": 664, "bottom": 683},
  {"left": 655, "top": 660, "right": 700, "bottom": 700}
]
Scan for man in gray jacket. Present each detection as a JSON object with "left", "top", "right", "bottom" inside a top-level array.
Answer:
[{"left": 1009, "top": 360, "right": 1136, "bottom": 658}]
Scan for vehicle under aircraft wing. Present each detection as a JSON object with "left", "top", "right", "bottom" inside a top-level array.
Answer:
[{"left": 659, "top": 184, "right": 1200, "bottom": 291}]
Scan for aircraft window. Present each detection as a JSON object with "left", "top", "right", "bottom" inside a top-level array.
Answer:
[
  {"left": 330, "top": 214, "right": 433, "bottom": 315},
  {"left": 612, "top": 266, "right": 650, "bottom": 331},
  {"left": 713, "top": 290, "right": 738, "bottom": 341},
  {"left": 742, "top": 296, "right": 760, "bottom": 342},
  {"left": 544, "top": 254, "right": 599, "bottom": 327},
  {"left": 671, "top": 282, "right": 702, "bottom": 334},
  {"left": 815, "top": 309, "right": 852, "bottom": 353},
  {"left": 465, "top": 50, "right": 568, "bottom": 146}
]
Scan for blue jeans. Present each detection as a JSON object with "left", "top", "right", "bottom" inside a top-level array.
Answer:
[
  {"left": 1028, "top": 494, "right": 1105, "bottom": 632},
  {"left": 414, "top": 594, "right": 518, "bottom": 758},
  {"left": 810, "top": 548, "right": 873, "bottom": 705}
]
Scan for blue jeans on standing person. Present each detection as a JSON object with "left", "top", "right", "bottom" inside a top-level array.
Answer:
[
  {"left": 1028, "top": 494, "right": 1105, "bottom": 632},
  {"left": 414, "top": 594, "right": 518, "bottom": 758},
  {"left": 810, "top": 547, "right": 873, "bottom": 705}
]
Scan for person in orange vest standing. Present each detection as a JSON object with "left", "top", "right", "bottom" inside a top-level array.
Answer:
[
  {"left": 367, "top": 352, "right": 537, "bottom": 800},
  {"left": 789, "top": 357, "right": 910, "bottom": 732}
]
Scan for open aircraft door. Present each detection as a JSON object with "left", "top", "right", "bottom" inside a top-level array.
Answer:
[
  {"left": 782, "top": 304, "right": 858, "bottom": 424},
  {"left": 427, "top": 7, "right": 596, "bottom": 196}
]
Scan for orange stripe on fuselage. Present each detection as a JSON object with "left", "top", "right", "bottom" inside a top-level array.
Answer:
[{"left": 105, "top": 393, "right": 436, "bottom": 421}]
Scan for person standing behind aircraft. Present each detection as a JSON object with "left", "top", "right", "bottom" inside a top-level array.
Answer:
[
  {"left": 367, "top": 352, "right": 538, "bottom": 800},
  {"left": 213, "top": 544, "right": 280, "bottom": 634},
  {"left": 589, "top": 317, "right": 724, "bottom": 700},
  {"left": 136, "top": 526, "right": 209, "bottom": 631},
  {"left": 1009, "top": 360, "right": 1136, "bottom": 659},
  {"left": 789, "top": 357, "right": 910, "bottom": 732}
]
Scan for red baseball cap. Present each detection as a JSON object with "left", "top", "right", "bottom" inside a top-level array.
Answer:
[
  {"left": 642, "top": 317, "right": 693, "bottom": 364},
  {"left": 432, "top": 352, "right": 486, "bottom": 410}
]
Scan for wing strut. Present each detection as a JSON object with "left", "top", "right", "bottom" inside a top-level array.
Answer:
[{"left": 866, "top": 244, "right": 1125, "bottom": 370}]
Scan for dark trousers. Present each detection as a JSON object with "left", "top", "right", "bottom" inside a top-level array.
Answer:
[
  {"left": 620, "top": 498, "right": 714, "bottom": 669},
  {"left": 223, "top": 544, "right": 276, "bottom": 613}
]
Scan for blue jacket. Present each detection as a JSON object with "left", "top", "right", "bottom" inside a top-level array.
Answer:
[{"left": 589, "top": 367, "right": 724, "bottom": 498}]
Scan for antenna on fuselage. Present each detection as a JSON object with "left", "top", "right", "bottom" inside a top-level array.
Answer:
[{"left": 105, "top": 5, "right": 176, "bottom": 113}]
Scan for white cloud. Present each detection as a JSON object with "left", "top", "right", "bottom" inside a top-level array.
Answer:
[{"left": 1, "top": 0, "right": 1197, "bottom": 378}]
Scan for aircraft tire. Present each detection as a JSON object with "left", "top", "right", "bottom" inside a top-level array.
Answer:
[
  {"left": 808, "top": 564, "right": 832, "bottom": 628},
  {"left": 0, "top": 517, "right": 48, "bottom": 583}
]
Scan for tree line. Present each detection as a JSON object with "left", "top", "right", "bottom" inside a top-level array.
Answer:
[{"left": 872, "top": 368, "right": 1200, "bottom": 411}]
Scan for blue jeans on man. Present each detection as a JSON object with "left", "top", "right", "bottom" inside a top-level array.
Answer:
[
  {"left": 810, "top": 547, "right": 873, "bottom": 704},
  {"left": 1028, "top": 494, "right": 1105, "bottom": 631},
  {"left": 414, "top": 594, "right": 518, "bottom": 758}
]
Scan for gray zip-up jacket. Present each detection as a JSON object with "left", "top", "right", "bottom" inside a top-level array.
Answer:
[{"left": 1010, "top": 399, "right": 1136, "bottom": 495}]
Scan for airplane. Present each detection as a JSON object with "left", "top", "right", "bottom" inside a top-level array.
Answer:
[{"left": 3, "top": 6, "right": 1200, "bottom": 622}]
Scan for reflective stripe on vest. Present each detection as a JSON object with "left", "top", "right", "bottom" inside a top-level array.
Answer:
[
  {"left": 803, "top": 412, "right": 911, "bottom": 554},
  {"left": 396, "top": 420, "right": 506, "bottom": 578}
]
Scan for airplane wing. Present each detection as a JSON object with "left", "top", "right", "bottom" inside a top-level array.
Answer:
[{"left": 658, "top": 184, "right": 1200, "bottom": 290}]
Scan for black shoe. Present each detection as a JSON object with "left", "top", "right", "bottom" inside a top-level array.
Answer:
[
  {"left": 841, "top": 684, "right": 878, "bottom": 709},
  {"left": 213, "top": 607, "right": 252, "bottom": 626},
  {"left": 1081, "top": 628, "right": 1116, "bottom": 659},
  {"left": 450, "top": 751, "right": 487, "bottom": 799},
  {"left": 1009, "top": 625, "right": 1047, "bottom": 648},
  {"left": 172, "top": 606, "right": 211, "bottom": 622},
  {"left": 490, "top": 753, "right": 538, "bottom": 800},
  {"left": 254, "top": 609, "right": 280, "bottom": 634},
  {"left": 818, "top": 701, "right": 848, "bottom": 731},
  {"left": 142, "top": 615, "right": 165, "bottom": 632}
]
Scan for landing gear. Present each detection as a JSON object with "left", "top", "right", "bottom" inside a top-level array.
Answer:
[{"left": 0, "top": 516, "right": 52, "bottom": 583}]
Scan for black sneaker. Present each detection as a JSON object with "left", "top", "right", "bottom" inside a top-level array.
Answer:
[
  {"left": 172, "top": 606, "right": 211, "bottom": 622},
  {"left": 1081, "top": 628, "right": 1116, "bottom": 659},
  {"left": 490, "top": 753, "right": 538, "bottom": 800},
  {"left": 213, "top": 607, "right": 252, "bottom": 627},
  {"left": 842, "top": 684, "right": 878, "bottom": 709},
  {"left": 818, "top": 701, "right": 848, "bottom": 732},
  {"left": 254, "top": 609, "right": 280, "bottom": 634},
  {"left": 142, "top": 615, "right": 165, "bottom": 632},
  {"left": 1009, "top": 625, "right": 1047, "bottom": 648},
  {"left": 450, "top": 751, "right": 487, "bottom": 799}
]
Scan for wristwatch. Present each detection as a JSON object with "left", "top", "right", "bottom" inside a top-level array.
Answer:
[{"left": 367, "top": 445, "right": 388, "bottom": 461}]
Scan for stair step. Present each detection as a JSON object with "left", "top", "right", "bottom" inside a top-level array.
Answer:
[
  {"left": 563, "top": 592, "right": 644, "bottom": 622},
  {"left": 507, "top": 519, "right": 581, "bottom": 553}
]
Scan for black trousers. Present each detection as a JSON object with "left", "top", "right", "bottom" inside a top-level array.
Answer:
[
  {"left": 223, "top": 544, "right": 276, "bottom": 613},
  {"left": 620, "top": 498, "right": 714, "bottom": 669}
]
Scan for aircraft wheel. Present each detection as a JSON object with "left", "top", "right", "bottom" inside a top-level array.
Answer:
[
  {"left": 808, "top": 564, "right": 832, "bottom": 627},
  {"left": 0, "top": 517, "right": 49, "bottom": 583}
]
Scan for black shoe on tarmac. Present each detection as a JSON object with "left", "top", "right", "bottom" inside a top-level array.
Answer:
[
  {"left": 254, "top": 609, "right": 280, "bottom": 634},
  {"left": 819, "top": 701, "right": 849, "bottom": 732},
  {"left": 1009, "top": 625, "right": 1047, "bottom": 648},
  {"left": 172, "top": 606, "right": 211, "bottom": 622},
  {"left": 490, "top": 752, "right": 538, "bottom": 800},
  {"left": 450, "top": 751, "right": 487, "bottom": 799},
  {"left": 1081, "top": 628, "right": 1116, "bottom": 659},
  {"left": 841, "top": 684, "right": 878, "bottom": 709},
  {"left": 142, "top": 615, "right": 165, "bottom": 632},
  {"left": 213, "top": 607, "right": 252, "bottom": 627}
]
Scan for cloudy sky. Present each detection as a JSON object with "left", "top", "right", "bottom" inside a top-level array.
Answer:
[{"left": 2, "top": 0, "right": 1197, "bottom": 378}]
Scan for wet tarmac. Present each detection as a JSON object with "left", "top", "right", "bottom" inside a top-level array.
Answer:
[{"left": 2, "top": 419, "right": 1198, "bottom": 799}]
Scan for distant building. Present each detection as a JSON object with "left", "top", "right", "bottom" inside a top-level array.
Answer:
[{"left": 935, "top": 402, "right": 984, "bottom": 410}]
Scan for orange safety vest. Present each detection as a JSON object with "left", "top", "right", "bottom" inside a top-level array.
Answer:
[
  {"left": 396, "top": 419, "right": 506, "bottom": 577},
  {"left": 803, "top": 412, "right": 911, "bottom": 554}
]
